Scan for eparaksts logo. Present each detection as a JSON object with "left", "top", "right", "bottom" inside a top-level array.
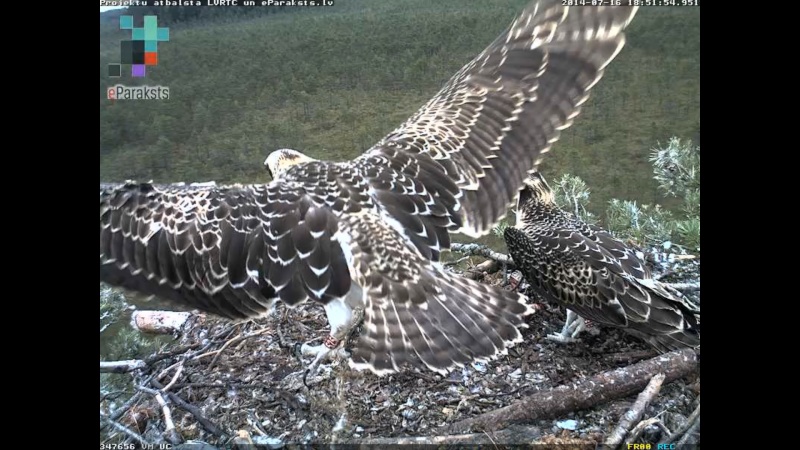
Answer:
[{"left": 107, "top": 85, "right": 170, "bottom": 100}]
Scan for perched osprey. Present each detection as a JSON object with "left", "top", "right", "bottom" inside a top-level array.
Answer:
[
  {"left": 100, "top": 1, "right": 639, "bottom": 376},
  {"left": 503, "top": 173, "right": 700, "bottom": 352}
]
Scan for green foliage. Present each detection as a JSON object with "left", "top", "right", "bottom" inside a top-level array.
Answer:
[
  {"left": 492, "top": 218, "right": 511, "bottom": 239},
  {"left": 543, "top": 136, "right": 699, "bottom": 253},
  {"left": 675, "top": 217, "right": 700, "bottom": 251},
  {"left": 649, "top": 137, "right": 700, "bottom": 198},
  {"left": 100, "top": 285, "right": 162, "bottom": 399},
  {"left": 605, "top": 199, "right": 677, "bottom": 246},
  {"left": 552, "top": 174, "right": 598, "bottom": 225},
  {"left": 604, "top": 136, "right": 699, "bottom": 252},
  {"left": 100, "top": 283, "right": 128, "bottom": 334},
  {"left": 650, "top": 137, "right": 700, "bottom": 251}
]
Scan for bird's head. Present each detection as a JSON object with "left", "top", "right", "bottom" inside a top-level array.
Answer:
[
  {"left": 264, "top": 149, "right": 316, "bottom": 179},
  {"left": 518, "top": 172, "right": 556, "bottom": 208}
]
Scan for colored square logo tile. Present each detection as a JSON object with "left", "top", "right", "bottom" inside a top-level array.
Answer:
[
  {"left": 145, "top": 52, "right": 158, "bottom": 66},
  {"left": 145, "top": 40, "right": 158, "bottom": 52},
  {"left": 157, "top": 28, "right": 169, "bottom": 41},
  {"left": 132, "top": 65, "right": 146, "bottom": 77},
  {"left": 132, "top": 28, "right": 145, "bottom": 41},
  {"left": 107, "top": 64, "right": 121, "bottom": 77},
  {"left": 120, "top": 15, "right": 133, "bottom": 30},
  {"left": 144, "top": 16, "right": 158, "bottom": 29},
  {"left": 120, "top": 40, "right": 134, "bottom": 64}
]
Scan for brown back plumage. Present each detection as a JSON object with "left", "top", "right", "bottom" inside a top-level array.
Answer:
[{"left": 504, "top": 173, "right": 700, "bottom": 351}]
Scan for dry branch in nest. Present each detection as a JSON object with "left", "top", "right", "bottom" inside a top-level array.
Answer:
[
  {"left": 100, "top": 359, "right": 147, "bottom": 373},
  {"left": 603, "top": 372, "right": 666, "bottom": 448},
  {"left": 442, "top": 348, "right": 699, "bottom": 435},
  {"left": 450, "top": 243, "right": 514, "bottom": 265},
  {"left": 660, "top": 398, "right": 700, "bottom": 445}
]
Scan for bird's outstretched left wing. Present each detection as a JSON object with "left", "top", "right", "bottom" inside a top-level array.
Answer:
[{"left": 358, "top": 1, "right": 639, "bottom": 239}]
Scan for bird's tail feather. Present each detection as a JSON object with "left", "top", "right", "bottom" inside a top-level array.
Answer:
[{"left": 348, "top": 267, "right": 535, "bottom": 375}]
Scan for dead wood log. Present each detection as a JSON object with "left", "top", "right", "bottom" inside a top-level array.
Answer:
[
  {"left": 604, "top": 373, "right": 666, "bottom": 448},
  {"left": 132, "top": 310, "right": 196, "bottom": 334},
  {"left": 100, "top": 359, "right": 146, "bottom": 373},
  {"left": 346, "top": 425, "right": 544, "bottom": 446},
  {"left": 443, "top": 348, "right": 699, "bottom": 434},
  {"left": 664, "top": 282, "right": 700, "bottom": 292},
  {"left": 600, "top": 350, "right": 659, "bottom": 364}
]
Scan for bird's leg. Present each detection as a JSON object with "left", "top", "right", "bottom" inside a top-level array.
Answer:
[
  {"left": 298, "top": 298, "right": 365, "bottom": 386},
  {"left": 546, "top": 309, "right": 586, "bottom": 344},
  {"left": 564, "top": 310, "right": 586, "bottom": 337}
]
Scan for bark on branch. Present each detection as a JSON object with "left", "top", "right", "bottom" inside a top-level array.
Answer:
[
  {"left": 345, "top": 425, "right": 544, "bottom": 446},
  {"left": 664, "top": 282, "right": 700, "bottom": 292},
  {"left": 603, "top": 372, "right": 666, "bottom": 448},
  {"left": 442, "top": 348, "right": 699, "bottom": 435}
]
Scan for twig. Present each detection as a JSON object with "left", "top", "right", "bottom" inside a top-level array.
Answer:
[
  {"left": 625, "top": 418, "right": 671, "bottom": 445},
  {"left": 151, "top": 378, "right": 227, "bottom": 438},
  {"left": 171, "top": 382, "right": 274, "bottom": 390},
  {"left": 100, "top": 359, "right": 146, "bottom": 373},
  {"left": 247, "top": 411, "right": 269, "bottom": 436},
  {"left": 142, "top": 325, "right": 237, "bottom": 366},
  {"left": 99, "top": 390, "right": 131, "bottom": 403},
  {"left": 275, "top": 316, "right": 292, "bottom": 350},
  {"left": 443, "top": 348, "right": 698, "bottom": 434},
  {"left": 161, "top": 363, "right": 184, "bottom": 392},
  {"left": 664, "top": 282, "right": 700, "bottom": 292},
  {"left": 676, "top": 413, "right": 700, "bottom": 446},
  {"left": 137, "top": 385, "right": 182, "bottom": 445},
  {"left": 661, "top": 398, "right": 700, "bottom": 444},
  {"left": 450, "top": 243, "right": 514, "bottom": 265},
  {"left": 144, "top": 342, "right": 203, "bottom": 365},
  {"left": 108, "top": 391, "right": 144, "bottom": 422},
  {"left": 603, "top": 372, "right": 666, "bottom": 449},
  {"left": 207, "top": 327, "right": 270, "bottom": 369},
  {"left": 444, "top": 256, "right": 471, "bottom": 267},
  {"left": 100, "top": 412, "right": 151, "bottom": 447}
]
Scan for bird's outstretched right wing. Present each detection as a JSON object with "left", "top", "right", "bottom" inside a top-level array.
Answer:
[{"left": 100, "top": 180, "right": 353, "bottom": 321}]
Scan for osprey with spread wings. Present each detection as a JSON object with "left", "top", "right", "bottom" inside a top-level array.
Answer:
[{"left": 100, "top": 1, "right": 639, "bottom": 376}]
